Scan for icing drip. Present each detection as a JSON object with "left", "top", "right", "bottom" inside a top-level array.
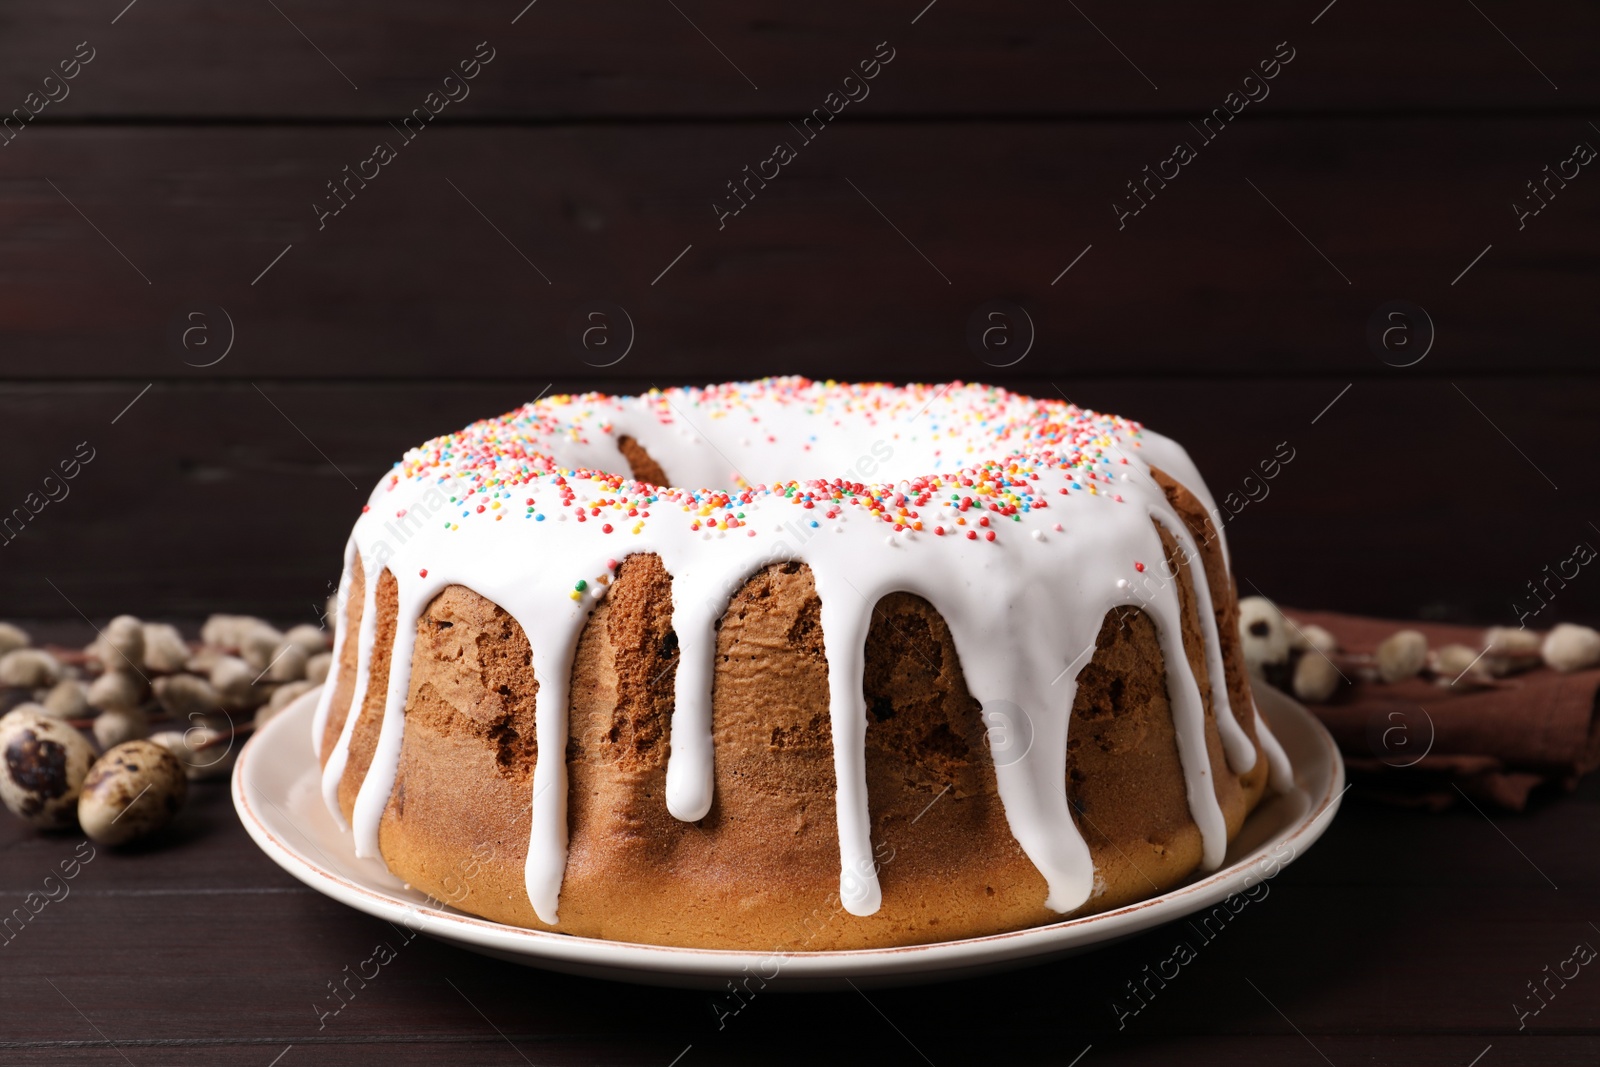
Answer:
[
  {"left": 350, "top": 579, "right": 431, "bottom": 858},
  {"left": 1144, "top": 519, "right": 1229, "bottom": 871},
  {"left": 1149, "top": 506, "right": 1260, "bottom": 778},
  {"left": 1253, "top": 692, "right": 1296, "bottom": 792},
  {"left": 661, "top": 590, "right": 719, "bottom": 823},
  {"left": 817, "top": 587, "right": 883, "bottom": 915},
  {"left": 521, "top": 613, "right": 583, "bottom": 922},
  {"left": 313, "top": 378, "right": 1290, "bottom": 926},
  {"left": 309, "top": 537, "right": 356, "bottom": 753},
  {"left": 319, "top": 546, "right": 380, "bottom": 833}
]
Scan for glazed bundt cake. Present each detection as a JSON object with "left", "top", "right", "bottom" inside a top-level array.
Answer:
[{"left": 312, "top": 378, "right": 1291, "bottom": 950}]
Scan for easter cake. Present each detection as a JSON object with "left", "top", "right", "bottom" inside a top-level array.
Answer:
[{"left": 313, "top": 378, "right": 1290, "bottom": 950}]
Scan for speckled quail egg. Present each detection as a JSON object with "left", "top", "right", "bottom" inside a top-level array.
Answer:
[
  {"left": 77, "top": 740, "right": 186, "bottom": 845},
  {"left": 0, "top": 708, "right": 96, "bottom": 828}
]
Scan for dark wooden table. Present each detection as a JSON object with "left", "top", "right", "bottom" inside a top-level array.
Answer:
[
  {"left": 4, "top": 0, "right": 1599, "bottom": 1061},
  {"left": 3, "top": 665, "right": 1597, "bottom": 1065}
]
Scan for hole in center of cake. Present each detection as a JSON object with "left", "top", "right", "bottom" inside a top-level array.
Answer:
[
  {"left": 612, "top": 426, "right": 935, "bottom": 492},
  {"left": 617, "top": 436, "right": 669, "bottom": 486}
]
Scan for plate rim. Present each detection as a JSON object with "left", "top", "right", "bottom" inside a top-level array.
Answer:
[{"left": 233, "top": 683, "right": 1344, "bottom": 981}]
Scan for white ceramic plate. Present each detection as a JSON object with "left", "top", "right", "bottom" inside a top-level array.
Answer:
[{"left": 234, "top": 683, "right": 1343, "bottom": 989}]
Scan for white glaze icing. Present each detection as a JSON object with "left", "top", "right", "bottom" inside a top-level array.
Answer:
[{"left": 313, "top": 379, "right": 1288, "bottom": 925}]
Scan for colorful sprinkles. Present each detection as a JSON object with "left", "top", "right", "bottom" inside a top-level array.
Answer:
[{"left": 378, "top": 378, "right": 1146, "bottom": 559}]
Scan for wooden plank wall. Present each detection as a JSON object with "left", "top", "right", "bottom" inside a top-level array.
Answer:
[{"left": 0, "top": 1, "right": 1595, "bottom": 622}]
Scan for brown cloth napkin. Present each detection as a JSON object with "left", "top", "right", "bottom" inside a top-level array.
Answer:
[{"left": 1281, "top": 610, "right": 1600, "bottom": 811}]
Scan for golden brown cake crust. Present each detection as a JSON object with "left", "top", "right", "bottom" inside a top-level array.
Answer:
[{"left": 353, "top": 471, "right": 1272, "bottom": 949}]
